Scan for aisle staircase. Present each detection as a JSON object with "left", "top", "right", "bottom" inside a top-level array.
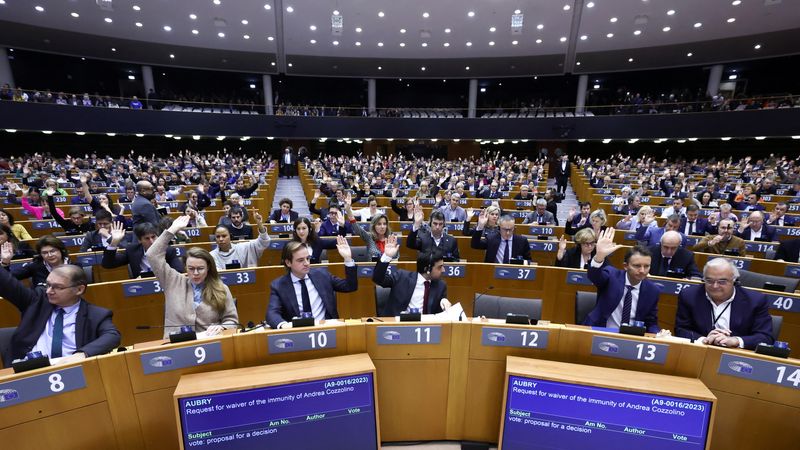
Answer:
[{"left": 270, "top": 177, "right": 311, "bottom": 218}]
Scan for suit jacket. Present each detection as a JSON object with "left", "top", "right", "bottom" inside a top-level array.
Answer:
[
  {"left": 679, "top": 217, "right": 712, "bottom": 236},
  {"left": 439, "top": 205, "right": 467, "bottom": 223},
  {"left": 522, "top": 210, "right": 556, "bottom": 225},
  {"left": 131, "top": 195, "right": 160, "bottom": 227},
  {"left": 266, "top": 265, "right": 358, "bottom": 328},
  {"left": 102, "top": 242, "right": 184, "bottom": 278},
  {"left": 471, "top": 230, "right": 531, "bottom": 263},
  {"left": 647, "top": 246, "right": 702, "bottom": 279},
  {"left": 555, "top": 247, "right": 598, "bottom": 269},
  {"left": 406, "top": 228, "right": 460, "bottom": 260},
  {"left": 555, "top": 161, "right": 570, "bottom": 180},
  {"left": 372, "top": 260, "right": 447, "bottom": 316},
  {"left": 775, "top": 238, "right": 800, "bottom": 262},
  {"left": 80, "top": 230, "right": 111, "bottom": 252},
  {"left": 692, "top": 235, "right": 748, "bottom": 257},
  {"left": 675, "top": 284, "right": 774, "bottom": 349},
  {"left": 318, "top": 219, "right": 351, "bottom": 237},
  {"left": 306, "top": 238, "right": 339, "bottom": 264},
  {"left": 585, "top": 263, "right": 661, "bottom": 333},
  {"left": 269, "top": 210, "right": 299, "bottom": 223},
  {"left": 766, "top": 214, "right": 796, "bottom": 227},
  {"left": 736, "top": 224, "right": 777, "bottom": 242},
  {"left": 0, "top": 266, "right": 120, "bottom": 366},
  {"left": 635, "top": 225, "right": 687, "bottom": 248}
]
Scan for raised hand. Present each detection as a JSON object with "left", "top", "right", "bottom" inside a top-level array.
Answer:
[
  {"left": 383, "top": 234, "right": 400, "bottom": 259},
  {"left": 1, "top": 241, "right": 14, "bottom": 264},
  {"left": 558, "top": 235, "right": 567, "bottom": 253},
  {"left": 413, "top": 204, "right": 424, "bottom": 226},
  {"left": 253, "top": 210, "right": 263, "bottom": 224},
  {"left": 642, "top": 211, "right": 656, "bottom": 225},
  {"left": 168, "top": 215, "right": 191, "bottom": 234},
  {"left": 477, "top": 209, "right": 489, "bottom": 228},
  {"left": 594, "top": 227, "right": 623, "bottom": 262},
  {"left": 109, "top": 220, "right": 126, "bottom": 246},
  {"left": 567, "top": 207, "right": 576, "bottom": 220},
  {"left": 336, "top": 235, "right": 352, "bottom": 261}
]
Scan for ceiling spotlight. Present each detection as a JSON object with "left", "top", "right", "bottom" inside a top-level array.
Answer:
[
  {"left": 444, "top": 28, "right": 451, "bottom": 33},
  {"left": 399, "top": 42, "right": 406, "bottom": 47},
  {"left": 310, "top": 39, "right": 316, "bottom": 44},
  {"left": 378, "top": 66, "right": 382, "bottom": 70},
  {"left": 694, "top": 22, "right": 702, "bottom": 28},
  {"left": 663, "top": 26, "right": 671, "bottom": 32},
  {"left": 443, "top": 42, "right": 450, "bottom": 47},
  {"left": 218, "top": 32, "right": 225, "bottom": 37},
  {"left": 271, "top": 62, "right": 276, "bottom": 66},
  {"left": 378, "top": 11, "right": 384, "bottom": 17},
  {"left": 111, "top": 47, "right": 116, "bottom": 52},
  {"left": 537, "top": 24, "right": 544, "bottom": 30},
  {"left": 480, "top": 88, "right": 486, "bottom": 92},
  {"left": 468, "top": 11, "right": 475, "bottom": 17},
  {"left": 42, "top": 130, "right": 53, "bottom": 134},
  {"left": 587, "top": 2, "right": 595, "bottom": 7},
  {"left": 34, "top": 5, "right": 44, "bottom": 12},
  {"left": 563, "top": 4, "right": 571, "bottom": 11},
  {"left": 578, "top": 139, "right": 586, "bottom": 143},
  {"left": 286, "top": 6, "right": 294, "bottom": 13},
  {"left": 132, "top": 5, "right": 141, "bottom": 11},
  {"left": 610, "top": 17, "right": 618, "bottom": 23},
  {"left": 512, "top": 40, "right": 518, "bottom": 45},
  {"left": 213, "top": 0, "right": 221, "bottom": 4},
  {"left": 267, "top": 36, "right": 274, "bottom": 40},
  {"left": 332, "top": 40, "right": 339, "bottom": 45},
  {"left": 687, "top": 52, "right": 693, "bottom": 57},
  {"left": 420, "top": 66, "right": 426, "bottom": 71},
  {"left": 535, "top": 39, "right": 542, "bottom": 44},
  {"left": 727, "top": 17, "right": 736, "bottom": 23},
  {"left": 355, "top": 41, "right": 361, "bottom": 46},
  {"left": 192, "top": 29, "right": 199, "bottom": 34},
  {"left": 189, "top": 14, "right": 197, "bottom": 20},
  {"left": 633, "top": 30, "right": 642, "bottom": 35},
  {"left": 489, "top": 27, "right": 496, "bottom": 32},
  {"left": 104, "top": 17, "right": 113, "bottom": 23},
  {"left": 377, "top": 42, "right": 384, "bottom": 46},
  {"left": 241, "top": 19, "right": 249, "bottom": 25},
  {"left": 606, "top": 33, "right": 614, "bottom": 38},
  {"left": 169, "top": 54, "right": 175, "bottom": 59},
  {"left": 667, "top": 9, "right": 676, "bottom": 15},
  {"left": 755, "top": 136, "right": 766, "bottom": 140},
  {"left": 135, "top": 22, "right": 143, "bottom": 27},
  {"left": 465, "top": 66, "right": 470, "bottom": 70},
  {"left": 721, "top": 137, "right": 732, "bottom": 141},
  {"left": 70, "top": 12, "right": 79, "bottom": 18},
  {"left": 288, "top": 63, "right": 293, "bottom": 67},
  {"left": 754, "top": 44, "right": 761, "bottom": 49},
  {"left": 580, "top": 35, "right": 588, "bottom": 40},
  {"left": 628, "top": 57, "right": 634, "bottom": 62},
  {"left": 243, "top": 34, "right": 250, "bottom": 39},
  {"left": 466, "top": 41, "right": 472, "bottom": 46},
  {"left": 75, "top": 132, "right": 86, "bottom": 136},
  {"left": 355, "top": 27, "right": 362, "bottom": 32},
  {"left": 163, "top": 25, "right": 172, "bottom": 31},
  {"left": 488, "top": 41, "right": 495, "bottom": 46},
  {"left": 422, "top": 12, "right": 430, "bottom": 18},
  {"left": 332, "top": 9, "right": 339, "bottom": 15},
  {"left": 732, "top": 0, "right": 742, "bottom": 5},
  {"left": 559, "top": 36, "right": 567, "bottom": 42}
]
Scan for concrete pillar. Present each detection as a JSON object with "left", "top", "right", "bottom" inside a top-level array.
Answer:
[
  {"left": 0, "top": 48, "right": 15, "bottom": 88},
  {"left": 468, "top": 79, "right": 478, "bottom": 118},
  {"left": 263, "top": 74, "right": 273, "bottom": 115},
  {"left": 367, "top": 78, "right": 376, "bottom": 116},
  {"left": 575, "top": 74, "right": 588, "bottom": 114},
  {"left": 706, "top": 64, "right": 724, "bottom": 97},
  {"left": 141, "top": 65, "right": 155, "bottom": 94}
]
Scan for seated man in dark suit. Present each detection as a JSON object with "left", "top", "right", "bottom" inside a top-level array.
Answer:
[
  {"left": 103, "top": 221, "right": 184, "bottom": 278},
  {"left": 269, "top": 198, "right": 300, "bottom": 223},
  {"left": 267, "top": 237, "right": 357, "bottom": 329},
  {"left": 0, "top": 248, "right": 121, "bottom": 366},
  {"left": 675, "top": 257, "right": 773, "bottom": 349},
  {"left": 775, "top": 238, "right": 800, "bottom": 262},
  {"left": 735, "top": 210, "right": 776, "bottom": 242},
  {"left": 407, "top": 209, "right": 460, "bottom": 261},
  {"left": 635, "top": 214, "right": 687, "bottom": 247},
  {"left": 522, "top": 199, "right": 556, "bottom": 225},
  {"left": 766, "top": 202, "right": 796, "bottom": 227},
  {"left": 317, "top": 203, "right": 353, "bottom": 237},
  {"left": 79, "top": 209, "right": 115, "bottom": 251},
  {"left": 226, "top": 206, "right": 253, "bottom": 240},
  {"left": 373, "top": 234, "right": 451, "bottom": 316},
  {"left": 680, "top": 205, "right": 712, "bottom": 236},
  {"left": 584, "top": 228, "right": 661, "bottom": 333},
  {"left": 471, "top": 213, "right": 531, "bottom": 264},
  {"left": 648, "top": 231, "right": 702, "bottom": 279}
]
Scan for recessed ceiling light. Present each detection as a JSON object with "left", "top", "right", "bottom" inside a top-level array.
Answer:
[
  {"left": 288, "top": 63, "right": 293, "bottom": 67},
  {"left": 587, "top": 2, "right": 595, "bottom": 7},
  {"left": 42, "top": 130, "right": 53, "bottom": 134},
  {"left": 332, "top": 40, "right": 339, "bottom": 46},
  {"left": 667, "top": 9, "right": 676, "bottom": 15},
  {"left": 135, "top": 22, "right": 143, "bottom": 27},
  {"left": 610, "top": 17, "right": 618, "bottom": 23},
  {"left": 466, "top": 41, "right": 472, "bottom": 46},
  {"left": 271, "top": 62, "right": 276, "bottom": 66},
  {"left": 218, "top": 32, "right": 225, "bottom": 37},
  {"left": 400, "top": 28, "right": 406, "bottom": 33},
  {"left": 563, "top": 5, "right": 571, "bottom": 11},
  {"left": 535, "top": 39, "right": 542, "bottom": 44},
  {"left": 662, "top": 26, "right": 671, "bottom": 32},
  {"left": 213, "top": 0, "right": 221, "bottom": 4},
  {"left": 378, "top": 11, "right": 384, "bottom": 17},
  {"left": 420, "top": 66, "right": 426, "bottom": 71},
  {"left": 628, "top": 57, "right": 634, "bottom": 62},
  {"left": 633, "top": 30, "right": 642, "bottom": 35},
  {"left": 576, "top": 61, "right": 581, "bottom": 66},
  {"left": 111, "top": 47, "right": 116, "bottom": 52},
  {"left": 355, "top": 41, "right": 361, "bottom": 46},
  {"left": 192, "top": 29, "right": 199, "bottom": 34},
  {"left": 286, "top": 6, "right": 294, "bottom": 13},
  {"left": 309, "top": 25, "right": 316, "bottom": 31},
  {"left": 377, "top": 42, "right": 384, "bottom": 46},
  {"left": 732, "top": 0, "right": 741, "bottom": 5},
  {"left": 489, "top": 27, "right": 496, "bottom": 32},
  {"left": 721, "top": 137, "right": 732, "bottom": 141},
  {"left": 355, "top": 27, "right": 362, "bottom": 32},
  {"left": 512, "top": 40, "right": 518, "bottom": 45},
  {"left": 694, "top": 22, "right": 702, "bottom": 28},
  {"left": 443, "top": 42, "right": 450, "bottom": 47},
  {"left": 267, "top": 36, "right": 274, "bottom": 41},
  {"left": 34, "top": 5, "right": 44, "bottom": 12},
  {"left": 332, "top": 9, "right": 340, "bottom": 15},
  {"left": 687, "top": 52, "right": 693, "bottom": 57},
  {"left": 488, "top": 41, "right": 495, "bottom": 46},
  {"left": 422, "top": 42, "right": 428, "bottom": 47},
  {"left": 559, "top": 36, "right": 567, "bottom": 42},
  {"left": 132, "top": 5, "right": 141, "bottom": 11},
  {"left": 189, "top": 13, "right": 197, "bottom": 20},
  {"left": 422, "top": 12, "right": 429, "bottom": 18},
  {"left": 754, "top": 44, "right": 761, "bottom": 49},
  {"left": 310, "top": 39, "right": 316, "bottom": 44},
  {"left": 241, "top": 19, "right": 249, "bottom": 25},
  {"left": 399, "top": 42, "right": 405, "bottom": 47},
  {"left": 580, "top": 35, "right": 588, "bottom": 40},
  {"left": 606, "top": 33, "right": 614, "bottom": 38},
  {"left": 70, "top": 12, "right": 79, "bottom": 18},
  {"left": 243, "top": 34, "right": 250, "bottom": 39},
  {"left": 727, "top": 17, "right": 736, "bottom": 23},
  {"left": 465, "top": 66, "right": 470, "bottom": 70},
  {"left": 514, "top": 9, "right": 521, "bottom": 14},
  {"left": 169, "top": 54, "right": 175, "bottom": 59},
  {"left": 378, "top": 66, "right": 382, "bottom": 70},
  {"left": 163, "top": 25, "right": 172, "bottom": 31},
  {"left": 445, "top": 28, "right": 451, "bottom": 33},
  {"left": 480, "top": 87, "right": 486, "bottom": 92},
  {"left": 104, "top": 17, "right": 113, "bottom": 23},
  {"left": 468, "top": 11, "right": 475, "bottom": 17}
]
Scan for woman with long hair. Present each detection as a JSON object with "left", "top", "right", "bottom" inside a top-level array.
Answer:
[
  {"left": 7, "top": 235, "right": 69, "bottom": 287},
  {"left": 345, "top": 196, "right": 393, "bottom": 260},
  {"left": 0, "top": 223, "right": 34, "bottom": 262},
  {"left": 291, "top": 217, "right": 340, "bottom": 264},
  {"left": 0, "top": 208, "right": 32, "bottom": 240},
  {"left": 147, "top": 215, "right": 238, "bottom": 338}
]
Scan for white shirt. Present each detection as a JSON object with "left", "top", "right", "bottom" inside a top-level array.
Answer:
[
  {"left": 749, "top": 226, "right": 762, "bottom": 240},
  {"left": 32, "top": 302, "right": 80, "bottom": 358},
  {"left": 589, "top": 259, "right": 640, "bottom": 328},
  {"left": 496, "top": 239, "right": 513, "bottom": 264},
  {"left": 407, "top": 273, "right": 428, "bottom": 312},
  {"left": 661, "top": 206, "right": 686, "bottom": 218},
  {"left": 290, "top": 272, "right": 325, "bottom": 320},
  {"left": 705, "top": 291, "right": 744, "bottom": 348}
]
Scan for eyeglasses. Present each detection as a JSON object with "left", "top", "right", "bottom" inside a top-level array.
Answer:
[
  {"left": 703, "top": 279, "right": 731, "bottom": 286},
  {"left": 40, "top": 249, "right": 61, "bottom": 257},
  {"left": 187, "top": 267, "right": 207, "bottom": 273},
  {"left": 718, "top": 225, "right": 733, "bottom": 230},
  {"left": 45, "top": 283, "right": 77, "bottom": 291},
  {"left": 500, "top": 228, "right": 515, "bottom": 233}
]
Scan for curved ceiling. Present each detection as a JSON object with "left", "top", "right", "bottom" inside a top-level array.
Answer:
[{"left": 0, "top": 0, "right": 799, "bottom": 77}]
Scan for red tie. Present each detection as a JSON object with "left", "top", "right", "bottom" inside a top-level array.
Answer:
[{"left": 423, "top": 281, "right": 431, "bottom": 314}]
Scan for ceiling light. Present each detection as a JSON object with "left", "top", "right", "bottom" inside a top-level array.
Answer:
[
  {"left": 163, "top": 25, "right": 172, "bottom": 31},
  {"left": 399, "top": 42, "right": 405, "bottom": 47},
  {"left": 267, "top": 36, "right": 274, "bottom": 40},
  {"left": 70, "top": 12, "right": 79, "bottom": 18},
  {"left": 667, "top": 9, "right": 676, "bottom": 15},
  {"left": 75, "top": 132, "right": 86, "bottom": 136},
  {"left": 104, "top": 17, "right": 113, "bottom": 23},
  {"left": 663, "top": 26, "right": 671, "bottom": 32},
  {"left": 535, "top": 39, "right": 542, "bottom": 44},
  {"left": 468, "top": 11, "right": 475, "bottom": 17},
  {"left": 610, "top": 17, "right": 618, "bottom": 23},
  {"left": 576, "top": 61, "right": 581, "bottom": 66},
  {"left": 792, "top": 136, "right": 800, "bottom": 140},
  {"left": 728, "top": 74, "right": 738, "bottom": 80},
  {"left": 217, "top": 136, "right": 225, "bottom": 141},
  {"left": 755, "top": 136, "right": 766, "bottom": 140},
  {"left": 732, "top": 0, "right": 741, "bottom": 5},
  {"left": 332, "top": 40, "right": 339, "bottom": 46},
  {"left": 694, "top": 22, "right": 702, "bottom": 28},
  {"left": 578, "top": 139, "right": 586, "bottom": 143},
  {"left": 594, "top": 84, "right": 600, "bottom": 89},
  {"left": 420, "top": 66, "right": 426, "bottom": 71},
  {"left": 628, "top": 57, "right": 634, "bottom": 62},
  {"left": 356, "top": 27, "right": 362, "bottom": 32},
  {"left": 727, "top": 17, "right": 736, "bottom": 23},
  {"left": 687, "top": 52, "right": 693, "bottom": 57},
  {"left": 480, "top": 88, "right": 486, "bottom": 93},
  {"left": 512, "top": 40, "right": 518, "bottom": 45},
  {"left": 633, "top": 30, "right": 642, "bottom": 35},
  {"left": 721, "top": 137, "right": 732, "bottom": 141},
  {"left": 128, "top": 75, "right": 136, "bottom": 81},
  {"left": 607, "top": 33, "right": 614, "bottom": 38},
  {"left": 169, "top": 54, "right": 175, "bottom": 59},
  {"left": 42, "top": 130, "right": 53, "bottom": 134},
  {"left": 580, "top": 35, "right": 588, "bottom": 40},
  {"left": 563, "top": 5, "right": 571, "bottom": 11},
  {"left": 355, "top": 41, "right": 361, "bottom": 46},
  {"left": 559, "top": 36, "right": 567, "bottom": 42},
  {"left": 135, "top": 22, "right": 143, "bottom": 27},
  {"left": 444, "top": 28, "right": 451, "bottom": 33},
  {"left": 754, "top": 44, "right": 761, "bottom": 49},
  {"left": 213, "top": 0, "right": 221, "bottom": 4},
  {"left": 241, "top": 19, "right": 249, "bottom": 25},
  {"left": 422, "top": 12, "right": 430, "bottom": 18},
  {"left": 466, "top": 41, "right": 473, "bottom": 46},
  {"left": 602, "top": 139, "right": 612, "bottom": 144},
  {"left": 190, "top": 14, "right": 197, "bottom": 20},
  {"left": 34, "top": 5, "right": 44, "bottom": 12},
  {"left": 587, "top": 2, "right": 595, "bottom": 7},
  {"left": 132, "top": 5, "right": 141, "bottom": 11},
  {"left": 192, "top": 136, "right": 201, "bottom": 140},
  {"left": 377, "top": 42, "right": 384, "bottom": 46},
  {"left": 489, "top": 27, "right": 496, "bottom": 32},
  {"left": 488, "top": 41, "right": 495, "bottom": 46},
  {"left": 4, "top": 129, "right": 16, "bottom": 133},
  {"left": 218, "top": 32, "right": 225, "bottom": 37},
  {"left": 288, "top": 63, "right": 293, "bottom": 67},
  {"left": 688, "top": 138, "right": 698, "bottom": 141},
  {"left": 135, "top": 134, "right": 144, "bottom": 137},
  {"left": 332, "top": 9, "right": 340, "bottom": 15},
  {"left": 271, "top": 62, "right": 276, "bottom": 66},
  {"left": 286, "top": 6, "right": 294, "bottom": 13},
  {"left": 443, "top": 42, "right": 450, "bottom": 47},
  {"left": 310, "top": 39, "right": 316, "bottom": 44},
  {"left": 378, "top": 66, "right": 382, "bottom": 70},
  {"left": 243, "top": 34, "right": 250, "bottom": 39},
  {"left": 465, "top": 66, "right": 470, "bottom": 70},
  {"left": 111, "top": 47, "right": 116, "bottom": 52},
  {"left": 192, "top": 29, "right": 199, "bottom": 34},
  {"left": 378, "top": 11, "right": 384, "bottom": 17}
]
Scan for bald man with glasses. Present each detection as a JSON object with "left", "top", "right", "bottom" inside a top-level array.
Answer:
[{"left": 471, "top": 213, "right": 531, "bottom": 264}]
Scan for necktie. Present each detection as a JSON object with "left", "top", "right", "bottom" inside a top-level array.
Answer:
[
  {"left": 664, "top": 257, "right": 671, "bottom": 275},
  {"left": 689, "top": 222, "right": 695, "bottom": 234},
  {"left": 621, "top": 286, "right": 634, "bottom": 325},
  {"left": 51, "top": 308, "right": 64, "bottom": 358},
  {"left": 423, "top": 281, "right": 431, "bottom": 314},
  {"left": 299, "top": 278, "right": 312, "bottom": 314},
  {"left": 503, "top": 239, "right": 511, "bottom": 264}
]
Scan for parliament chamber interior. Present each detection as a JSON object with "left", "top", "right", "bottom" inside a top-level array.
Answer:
[{"left": 0, "top": 1, "right": 799, "bottom": 449}]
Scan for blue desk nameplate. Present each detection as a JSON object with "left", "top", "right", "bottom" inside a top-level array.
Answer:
[
  {"left": 718, "top": 353, "right": 800, "bottom": 390},
  {"left": 481, "top": 327, "right": 550, "bottom": 349},
  {"left": 268, "top": 240, "right": 288, "bottom": 250},
  {"left": 268, "top": 329, "right": 337, "bottom": 354},
  {"left": 32, "top": 220, "right": 60, "bottom": 230},
  {"left": 763, "top": 293, "right": 800, "bottom": 313},
  {"left": 0, "top": 366, "right": 87, "bottom": 409},
  {"left": 183, "top": 228, "right": 202, "bottom": 237},
  {"left": 565, "top": 271, "right": 593, "bottom": 286},
  {"left": 270, "top": 224, "right": 294, "bottom": 233},
  {"left": 219, "top": 270, "right": 256, "bottom": 286},
  {"left": 528, "top": 226, "right": 555, "bottom": 235},
  {"left": 358, "top": 265, "right": 395, "bottom": 278},
  {"left": 442, "top": 264, "right": 466, "bottom": 278},
  {"left": 591, "top": 336, "right": 669, "bottom": 364},
  {"left": 529, "top": 241, "right": 557, "bottom": 252},
  {"left": 494, "top": 266, "right": 536, "bottom": 281},
  {"left": 784, "top": 265, "right": 800, "bottom": 277},
  {"left": 123, "top": 280, "right": 164, "bottom": 297},
  {"left": 140, "top": 341, "right": 223, "bottom": 375},
  {"left": 59, "top": 236, "right": 85, "bottom": 247},
  {"left": 377, "top": 325, "right": 442, "bottom": 345}
]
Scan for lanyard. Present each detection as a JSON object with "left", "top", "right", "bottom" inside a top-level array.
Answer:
[{"left": 712, "top": 302, "right": 732, "bottom": 328}]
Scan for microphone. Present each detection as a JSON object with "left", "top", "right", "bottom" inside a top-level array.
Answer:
[
  {"left": 473, "top": 285, "right": 495, "bottom": 319},
  {"left": 136, "top": 321, "right": 255, "bottom": 332}
]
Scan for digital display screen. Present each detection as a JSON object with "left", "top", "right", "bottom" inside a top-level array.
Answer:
[
  {"left": 502, "top": 376, "right": 712, "bottom": 450},
  {"left": 178, "top": 373, "right": 377, "bottom": 450}
]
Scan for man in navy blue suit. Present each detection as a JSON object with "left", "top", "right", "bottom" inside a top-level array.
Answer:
[
  {"left": 636, "top": 213, "right": 687, "bottom": 248},
  {"left": 680, "top": 205, "right": 712, "bottom": 236},
  {"left": 267, "top": 236, "right": 358, "bottom": 329},
  {"left": 471, "top": 213, "right": 531, "bottom": 264},
  {"left": 373, "top": 234, "right": 451, "bottom": 316},
  {"left": 735, "top": 211, "right": 777, "bottom": 242},
  {"left": 584, "top": 228, "right": 661, "bottom": 333},
  {"left": 648, "top": 231, "right": 702, "bottom": 280},
  {"left": 675, "top": 258, "right": 773, "bottom": 349},
  {"left": 0, "top": 245, "right": 121, "bottom": 366},
  {"left": 406, "top": 209, "right": 460, "bottom": 261}
]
